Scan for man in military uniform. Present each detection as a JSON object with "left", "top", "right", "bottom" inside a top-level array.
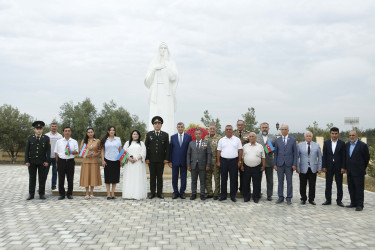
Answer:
[
  {"left": 256, "top": 122, "right": 277, "bottom": 201},
  {"left": 25, "top": 121, "right": 51, "bottom": 200},
  {"left": 204, "top": 124, "right": 222, "bottom": 200},
  {"left": 145, "top": 116, "right": 170, "bottom": 199},
  {"left": 233, "top": 120, "right": 250, "bottom": 194}
]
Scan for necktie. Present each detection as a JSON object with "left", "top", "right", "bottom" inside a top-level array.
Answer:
[
  {"left": 308, "top": 142, "right": 311, "bottom": 155},
  {"left": 156, "top": 132, "right": 159, "bottom": 137},
  {"left": 283, "top": 137, "right": 286, "bottom": 145},
  {"left": 37, "top": 137, "right": 40, "bottom": 142},
  {"left": 179, "top": 134, "right": 182, "bottom": 146},
  {"left": 196, "top": 141, "right": 200, "bottom": 148},
  {"left": 239, "top": 131, "right": 242, "bottom": 138}
]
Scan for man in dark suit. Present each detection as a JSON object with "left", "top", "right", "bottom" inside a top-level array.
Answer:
[
  {"left": 25, "top": 121, "right": 51, "bottom": 200},
  {"left": 187, "top": 128, "right": 211, "bottom": 200},
  {"left": 344, "top": 130, "right": 370, "bottom": 211},
  {"left": 273, "top": 124, "right": 297, "bottom": 205},
  {"left": 322, "top": 127, "right": 346, "bottom": 207},
  {"left": 169, "top": 122, "right": 192, "bottom": 199},
  {"left": 145, "top": 116, "right": 170, "bottom": 199}
]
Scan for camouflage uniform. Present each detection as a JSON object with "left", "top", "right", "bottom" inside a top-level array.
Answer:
[
  {"left": 233, "top": 129, "right": 250, "bottom": 193},
  {"left": 204, "top": 134, "right": 222, "bottom": 197}
]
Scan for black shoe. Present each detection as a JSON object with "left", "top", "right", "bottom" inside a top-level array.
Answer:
[
  {"left": 253, "top": 199, "right": 259, "bottom": 203},
  {"left": 58, "top": 196, "right": 65, "bottom": 200},
  {"left": 231, "top": 198, "right": 237, "bottom": 202},
  {"left": 67, "top": 195, "right": 73, "bottom": 199},
  {"left": 355, "top": 206, "right": 363, "bottom": 211},
  {"left": 112, "top": 197, "right": 116, "bottom": 199},
  {"left": 190, "top": 194, "right": 197, "bottom": 200},
  {"left": 52, "top": 187, "right": 56, "bottom": 191},
  {"left": 107, "top": 197, "right": 112, "bottom": 200},
  {"left": 40, "top": 194, "right": 46, "bottom": 200},
  {"left": 180, "top": 194, "right": 186, "bottom": 199},
  {"left": 26, "top": 195, "right": 34, "bottom": 200},
  {"left": 337, "top": 201, "right": 344, "bottom": 207},
  {"left": 172, "top": 194, "right": 179, "bottom": 199},
  {"left": 267, "top": 196, "right": 272, "bottom": 201},
  {"left": 200, "top": 196, "right": 206, "bottom": 201},
  {"left": 287, "top": 201, "right": 292, "bottom": 205},
  {"left": 213, "top": 196, "right": 218, "bottom": 200},
  {"left": 346, "top": 204, "right": 356, "bottom": 208},
  {"left": 309, "top": 201, "right": 316, "bottom": 205},
  {"left": 322, "top": 201, "right": 331, "bottom": 205},
  {"left": 206, "top": 195, "right": 213, "bottom": 199},
  {"left": 148, "top": 194, "right": 155, "bottom": 199},
  {"left": 157, "top": 194, "right": 164, "bottom": 199},
  {"left": 244, "top": 199, "right": 250, "bottom": 202},
  {"left": 300, "top": 200, "right": 306, "bottom": 205},
  {"left": 219, "top": 197, "right": 227, "bottom": 201},
  {"left": 276, "top": 199, "right": 284, "bottom": 204}
]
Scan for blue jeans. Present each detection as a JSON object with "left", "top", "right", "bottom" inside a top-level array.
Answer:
[
  {"left": 277, "top": 164, "right": 293, "bottom": 201},
  {"left": 45, "top": 158, "right": 57, "bottom": 189}
]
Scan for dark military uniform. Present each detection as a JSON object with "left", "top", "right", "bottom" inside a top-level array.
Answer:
[
  {"left": 25, "top": 134, "right": 51, "bottom": 197},
  {"left": 145, "top": 130, "right": 170, "bottom": 196},
  {"left": 233, "top": 129, "right": 250, "bottom": 194},
  {"left": 204, "top": 134, "right": 222, "bottom": 197}
]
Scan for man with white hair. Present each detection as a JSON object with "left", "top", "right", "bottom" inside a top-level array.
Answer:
[
  {"left": 241, "top": 132, "right": 265, "bottom": 203},
  {"left": 296, "top": 131, "right": 322, "bottom": 205},
  {"left": 273, "top": 124, "right": 297, "bottom": 205}
]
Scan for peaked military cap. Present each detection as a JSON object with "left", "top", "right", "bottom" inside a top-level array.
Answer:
[
  {"left": 32, "top": 121, "right": 45, "bottom": 128},
  {"left": 151, "top": 116, "right": 163, "bottom": 124}
]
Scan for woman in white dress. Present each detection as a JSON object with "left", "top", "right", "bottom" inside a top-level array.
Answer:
[{"left": 122, "top": 130, "right": 147, "bottom": 200}]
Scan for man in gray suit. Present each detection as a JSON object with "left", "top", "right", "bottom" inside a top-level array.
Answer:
[
  {"left": 296, "top": 131, "right": 322, "bottom": 205},
  {"left": 274, "top": 124, "right": 297, "bottom": 205},
  {"left": 256, "top": 122, "right": 277, "bottom": 201},
  {"left": 187, "top": 128, "right": 212, "bottom": 200}
]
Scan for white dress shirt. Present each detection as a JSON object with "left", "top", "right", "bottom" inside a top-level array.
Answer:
[
  {"left": 54, "top": 137, "right": 79, "bottom": 159},
  {"left": 46, "top": 131, "right": 63, "bottom": 158},
  {"left": 262, "top": 135, "right": 268, "bottom": 144},
  {"left": 104, "top": 136, "right": 122, "bottom": 161},
  {"left": 217, "top": 136, "right": 243, "bottom": 158},
  {"left": 243, "top": 142, "right": 265, "bottom": 167},
  {"left": 282, "top": 135, "right": 289, "bottom": 144},
  {"left": 179, "top": 133, "right": 184, "bottom": 144}
]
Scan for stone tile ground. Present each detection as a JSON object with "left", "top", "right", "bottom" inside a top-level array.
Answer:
[{"left": 0, "top": 165, "right": 374, "bottom": 249}]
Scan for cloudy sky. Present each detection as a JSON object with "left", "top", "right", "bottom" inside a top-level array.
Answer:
[{"left": 1, "top": 0, "right": 374, "bottom": 134}]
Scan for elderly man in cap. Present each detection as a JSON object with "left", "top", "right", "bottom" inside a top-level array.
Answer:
[
  {"left": 145, "top": 116, "right": 170, "bottom": 199},
  {"left": 25, "top": 121, "right": 51, "bottom": 200}
]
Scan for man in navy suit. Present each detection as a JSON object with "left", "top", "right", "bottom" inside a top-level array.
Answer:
[
  {"left": 274, "top": 124, "right": 297, "bottom": 205},
  {"left": 169, "top": 122, "right": 192, "bottom": 199},
  {"left": 322, "top": 127, "right": 346, "bottom": 207},
  {"left": 344, "top": 130, "right": 370, "bottom": 211}
]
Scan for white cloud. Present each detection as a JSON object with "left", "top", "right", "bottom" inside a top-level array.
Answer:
[{"left": 1, "top": 0, "right": 374, "bottom": 133}]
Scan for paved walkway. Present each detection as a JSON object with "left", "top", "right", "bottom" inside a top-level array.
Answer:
[{"left": 0, "top": 165, "right": 375, "bottom": 249}]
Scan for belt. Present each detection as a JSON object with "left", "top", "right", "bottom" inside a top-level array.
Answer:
[
  {"left": 59, "top": 158, "right": 74, "bottom": 162},
  {"left": 221, "top": 157, "right": 238, "bottom": 161}
]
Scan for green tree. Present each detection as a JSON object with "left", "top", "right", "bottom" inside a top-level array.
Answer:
[
  {"left": 95, "top": 100, "right": 146, "bottom": 143},
  {"left": 367, "top": 145, "right": 375, "bottom": 178},
  {"left": 0, "top": 104, "right": 34, "bottom": 163},
  {"left": 185, "top": 123, "right": 203, "bottom": 131},
  {"left": 200, "top": 110, "right": 222, "bottom": 135},
  {"left": 241, "top": 107, "right": 259, "bottom": 133},
  {"left": 306, "top": 122, "right": 337, "bottom": 141},
  {"left": 59, "top": 98, "right": 97, "bottom": 141}
]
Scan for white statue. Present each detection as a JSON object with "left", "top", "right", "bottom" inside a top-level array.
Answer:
[{"left": 144, "top": 42, "right": 179, "bottom": 136}]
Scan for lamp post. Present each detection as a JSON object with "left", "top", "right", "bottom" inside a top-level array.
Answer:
[{"left": 276, "top": 122, "right": 279, "bottom": 131}]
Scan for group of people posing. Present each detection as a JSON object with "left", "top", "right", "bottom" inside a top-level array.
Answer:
[{"left": 24, "top": 117, "right": 370, "bottom": 211}]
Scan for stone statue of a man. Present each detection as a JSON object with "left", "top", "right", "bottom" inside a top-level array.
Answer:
[{"left": 144, "top": 42, "right": 179, "bottom": 136}]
